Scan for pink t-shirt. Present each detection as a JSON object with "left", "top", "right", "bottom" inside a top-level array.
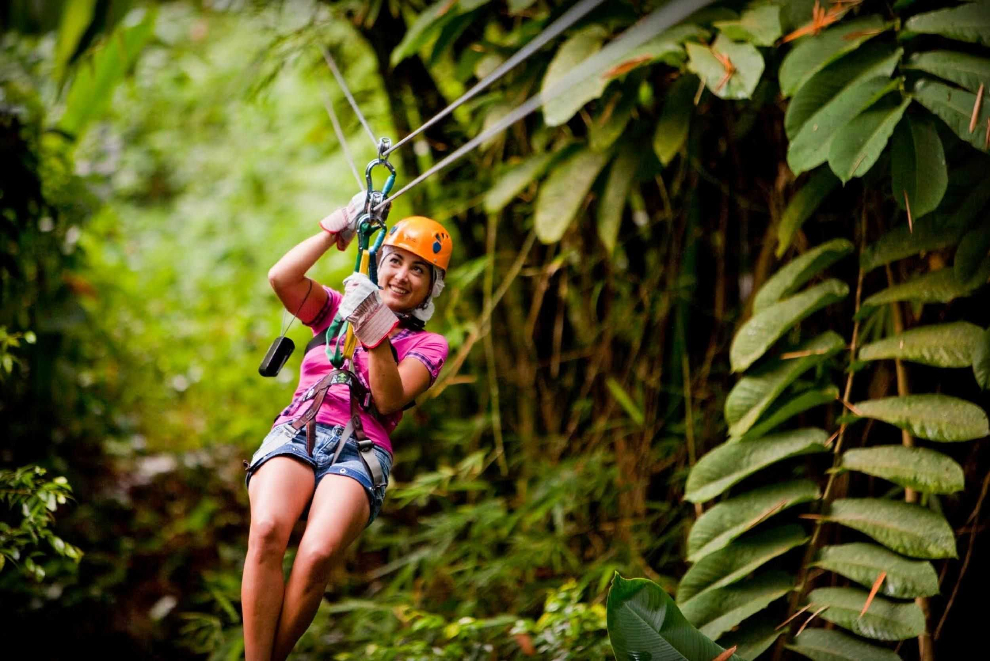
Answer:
[{"left": 272, "top": 286, "right": 448, "bottom": 455}]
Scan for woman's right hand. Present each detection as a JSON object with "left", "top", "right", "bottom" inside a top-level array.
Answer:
[{"left": 319, "top": 190, "right": 366, "bottom": 250}]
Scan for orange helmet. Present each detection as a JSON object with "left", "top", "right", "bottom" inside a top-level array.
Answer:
[{"left": 382, "top": 216, "right": 452, "bottom": 272}]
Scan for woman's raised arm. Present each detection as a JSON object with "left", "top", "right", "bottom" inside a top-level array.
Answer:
[{"left": 267, "top": 231, "right": 335, "bottom": 324}]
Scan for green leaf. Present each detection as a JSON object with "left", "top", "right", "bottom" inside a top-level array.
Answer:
[
  {"left": 756, "top": 238, "right": 854, "bottom": 313},
  {"left": 429, "top": 11, "right": 479, "bottom": 67},
  {"left": 776, "top": 168, "right": 841, "bottom": 258},
  {"left": 54, "top": 0, "right": 98, "bottom": 83},
  {"left": 685, "top": 428, "right": 830, "bottom": 503},
  {"left": 850, "top": 394, "right": 990, "bottom": 442},
  {"left": 903, "top": 50, "right": 990, "bottom": 95},
  {"left": 602, "top": 24, "right": 708, "bottom": 78},
  {"left": 779, "top": 15, "right": 888, "bottom": 98},
  {"left": 860, "top": 262, "right": 990, "bottom": 311},
  {"left": 858, "top": 321, "right": 984, "bottom": 367},
  {"left": 597, "top": 148, "right": 638, "bottom": 254},
  {"left": 589, "top": 87, "right": 637, "bottom": 153},
  {"left": 975, "top": 326, "right": 990, "bottom": 389},
  {"left": 731, "top": 279, "right": 849, "bottom": 372},
  {"left": 58, "top": 8, "right": 157, "bottom": 139},
  {"left": 686, "top": 35, "right": 765, "bottom": 100},
  {"left": 716, "top": 615, "right": 782, "bottom": 661},
  {"left": 905, "top": 2, "right": 990, "bottom": 46},
  {"left": 483, "top": 151, "right": 556, "bottom": 214},
  {"left": 814, "top": 543, "right": 939, "bottom": 599},
  {"left": 860, "top": 215, "right": 973, "bottom": 273},
  {"left": 955, "top": 221, "right": 990, "bottom": 284},
  {"left": 788, "top": 628, "right": 904, "bottom": 661},
  {"left": 913, "top": 79, "right": 990, "bottom": 152},
  {"left": 680, "top": 571, "right": 793, "bottom": 640},
  {"left": 542, "top": 26, "right": 609, "bottom": 127},
  {"left": 606, "top": 376, "right": 644, "bottom": 426},
  {"left": 806, "top": 587, "right": 925, "bottom": 640},
  {"left": 824, "top": 498, "right": 957, "bottom": 559},
  {"left": 734, "top": 387, "right": 840, "bottom": 442},
  {"left": 788, "top": 77, "right": 901, "bottom": 176},
  {"left": 607, "top": 573, "right": 742, "bottom": 661},
  {"left": 725, "top": 332, "right": 845, "bottom": 438},
  {"left": 653, "top": 75, "right": 697, "bottom": 166},
  {"left": 677, "top": 525, "right": 808, "bottom": 604},
  {"left": 687, "top": 480, "right": 821, "bottom": 562},
  {"left": 714, "top": 5, "right": 782, "bottom": 47},
  {"left": 391, "top": 0, "right": 462, "bottom": 66},
  {"left": 890, "top": 113, "right": 948, "bottom": 219},
  {"left": 534, "top": 147, "right": 611, "bottom": 243},
  {"left": 839, "top": 446, "right": 965, "bottom": 494},
  {"left": 829, "top": 95, "right": 910, "bottom": 183}
]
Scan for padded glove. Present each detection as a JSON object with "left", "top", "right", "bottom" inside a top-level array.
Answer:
[
  {"left": 319, "top": 190, "right": 366, "bottom": 250},
  {"left": 339, "top": 273, "right": 398, "bottom": 348}
]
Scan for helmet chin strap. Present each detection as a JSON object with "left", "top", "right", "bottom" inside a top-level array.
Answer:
[{"left": 377, "top": 246, "right": 445, "bottom": 326}]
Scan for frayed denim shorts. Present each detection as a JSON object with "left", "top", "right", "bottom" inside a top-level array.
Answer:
[{"left": 244, "top": 421, "right": 393, "bottom": 528}]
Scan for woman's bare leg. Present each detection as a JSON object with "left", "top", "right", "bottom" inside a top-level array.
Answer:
[
  {"left": 242, "top": 457, "right": 316, "bottom": 661},
  {"left": 271, "top": 474, "right": 371, "bottom": 661}
]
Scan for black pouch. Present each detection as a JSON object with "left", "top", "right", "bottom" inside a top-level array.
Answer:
[{"left": 259, "top": 336, "right": 294, "bottom": 377}]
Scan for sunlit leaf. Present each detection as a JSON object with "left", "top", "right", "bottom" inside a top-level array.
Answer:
[
  {"left": 850, "top": 393, "right": 989, "bottom": 442},
  {"left": 776, "top": 167, "right": 841, "bottom": 258},
  {"left": 756, "top": 238, "right": 854, "bottom": 313},
  {"left": 806, "top": 587, "right": 925, "bottom": 640},
  {"left": 602, "top": 23, "right": 708, "bottom": 78},
  {"left": 534, "top": 146, "right": 611, "bottom": 243},
  {"left": 680, "top": 571, "right": 793, "bottom": 640},
  {"left": 686, "top": 35, "right": 764, "bottom": 100},
  {"left": 890, "top": 113, "right": 948, "bottom": 220},
  {"left": 859, "top": 262, "right": 990, "bottom": 311},
  {"left": 713, "top": 5, "right": 782, "bottom": 47},
  {"left": 828, "top": 95, "right": 910, "bottom": 183},
  {"left": 839, "top": 445, "right": 965, "bottom": 494},
  {"left": 54, "top": 0, "right": 99, "bottom": 83},
  {"left": 788, "top": 627, "right": 904, "bottom": 661},
  {"left": 813, "top": 543, "right": 939, "bottom": 599},
  {"left": 858, "top": 321, "right": 983, "bottom": 367},
  {"left": 542, "top": 25, "right": 609, "bottom": 127},
  {"left": 824, "top": 498, "right": 957, "bottom": 559},
  {"left": 734, "top": 387, "right": 840, "bottom": 442}
]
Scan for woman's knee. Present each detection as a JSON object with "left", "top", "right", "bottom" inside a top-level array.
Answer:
[
  {"left": 293, "top": 538, "right": 342, "bottom": 579},
  {"left": 247, "top": 515, "right": 293, "bottom": 560}
]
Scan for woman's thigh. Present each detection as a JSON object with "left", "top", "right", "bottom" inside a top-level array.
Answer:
[
  {"left": 297, "top": 474, "right": 370, "bottom": 562},
  {"left": 247, "top": 456, "right": 316, "bottom": 538}
]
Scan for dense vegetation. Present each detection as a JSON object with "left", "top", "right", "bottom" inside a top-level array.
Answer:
[{"left": 2, "top": 0, "right": 988, "bottom": 659}]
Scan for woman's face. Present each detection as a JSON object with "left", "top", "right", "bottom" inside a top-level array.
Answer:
[{"left": 378, "top": 247, "right": 432, "bottom": 312}]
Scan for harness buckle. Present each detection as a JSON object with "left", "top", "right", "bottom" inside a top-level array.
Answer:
[{"left": 356, "top": 438, "right": 375, "bottom": 453}]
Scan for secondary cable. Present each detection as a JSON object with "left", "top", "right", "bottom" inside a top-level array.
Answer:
[
  {"left": 321, "top": 88, "right": 365, "bottom": 190},
  {"left": 320, "top": 45, "right": 379, "bottom": 149}
]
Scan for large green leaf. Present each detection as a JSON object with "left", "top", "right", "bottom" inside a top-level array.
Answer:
[
  {"left": 713, "top": 5, "right": 782, "bottom": 46},
  {"left": 788, "top": 628, "right": 904, "bottom": 661},
  {"left": 716, "top": 616, "right": 782, "bottom": 661},
  {"left": 889, "top": 113, "right": 948, "bottom": 220},
  {"left": 58, "top": 8, "right": 157, "bottom": 139},
  {"left": 824, "top": 498, "right": 957, "bottom": 559},
  {"left": 776, "top": 167, "right": 841, "bottom": 258},
  {"left": 731, "top": 279, "right": 849, "bottom": 372},
  {"left": 390, "top": 0, "right": 476, "bottom": 66},
  {"left": 686, "top": 35, "right": 764, "bottom": 101},
  {"left": 483, "top": 151, "right": 557, "bottom": 213},
  {"left": 687, "top": 480, "right": 821, "bottom": 562},
  {"left": 677, "top": 525, "right": 807, "bottom": 604},
  {"left": 839, "top": 446, "right": 965, "bottom": 494},
  {"left": 913, "top": 79, "right": 990, "bottom": 152},
  {"left": 542, "top": 25, "right": 609, "bottom": 127},
  {"left": 849, "top": 394, "right": 990, "bottom": 442},
  {"left": 813, "top": 543, "right": 939, "bottom": 599},
  {"left": 597, "top": 148, "right": 638, "bottom": 254},
  {"left": 54, "top": 0, "right": 98, "bottom": 83},
  {"left": 756, "top": 239, "right": 854, "bottom": 313},
  {"left": 975, "top": 327, "right": 990, "bottom": 389},
  {"left": 734, "top": 387, "right": 840, "bottom": 442},
  {"left": 726, "top": 332, "right": 845, "bottom": 438},
  {"left": 606, "top": 573, "right": 743, "bottom": 661},
  {"left": 905, "top": 2, "right": 990, "bottom": 46},
  {"left": 680, "top": 571, "right": 793, "bottom": 640},
  {"left": 785, "top": 43, "right": 902, "bottom": 141},
  {"left": 859, "top": 262, "right": 990, "bottom": 311},
  {"left": 858, "top": 321, "right": 984, "bottom": 367},
  {"left": 534, "top": 147, "right": 611, "bottom": 243},
  {"left": 903, "top": 50, "right": 990, "bottom": 95},
  {"left": 860, "top": 214, "right": 973, "bottom": 273},
  {"left": 955, "top": 221, "right": 990, "bottom": 284},
  {"left": 788, "top": 77, "right": 901, "bottom": 176},
  {"left": 779, "top": 15, "right": 888, "bottom": 98},
  {"left": 828, "top": 95, "right": 910, "bottom": 183},
  {"left": 603, "top": 23, "right": 708, "bottom": 78},
  {"left": 685, "top": 428, "right": 830, "bottom": 503},
  {"left": 653, "top": 75, "right": 697, "bottom": 166},
  {"left": 806, "top": 587, "right": 925, "bottom": 640}
]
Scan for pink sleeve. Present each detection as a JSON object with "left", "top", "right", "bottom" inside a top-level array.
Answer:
[
  {"left": 304, "top": 285, "right": 342, "bottom": 335},
  {"left": 405, "top": 332, "right": 449, "bottom": 386}
]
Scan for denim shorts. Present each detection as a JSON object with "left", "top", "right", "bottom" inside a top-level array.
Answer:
[{"left": 244, "top": 422, "right": 393, "bottom": 528}]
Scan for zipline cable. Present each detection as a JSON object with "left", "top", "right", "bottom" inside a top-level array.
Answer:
[
  {"left": 321, "top": 88, "right": 365, "bottom": 191},
  {"left": 383, "top": 0, "right": 607, "bottom": 158},
  {"left": 320, "top": 45, "right": 379, "bottom": 149},
  {"left": 373, "top": 0, "right": 713, "bottom": 211}
]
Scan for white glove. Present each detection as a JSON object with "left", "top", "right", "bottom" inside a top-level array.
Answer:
[
  {"left": 339, "top": 273, "right": 398, "bottom": 348},
  {"left": 319, "top": 190, "right": 366, "bottom": 250}
]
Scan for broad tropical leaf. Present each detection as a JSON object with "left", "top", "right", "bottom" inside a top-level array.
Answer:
[
  {"left": 716, "top": 615, "right": 782, "bottom": 661},
  {"left": 828, "top": 95, "right": 910, "bottom": 183},
  {"left": 806, "top": 587, "right": 925, "bottom": 640},
  {"left": 731, "top": 280, "right": 849, "bottom": 372},
  {"left": 756, "top": 238, "right": 854, "bottom": 313},
  {"left": 606, "top": 573, "right": 743, "bottom": 661},
  {"left": 954, "top": 221, "right": 990, "bottom": 284},
  {"left": 680, "top": 571, "right": 793, "bottom": 641},
  {"left": 542, "top": 25, "right": 609, "bottom": 127},
  {"left": 858, "top": 321, "right": 984, "bottom": 367},
  {"left": 603, "top": 23, "right": 708, "bottom": 77},
  {"left": 889, "top": 114, "right": 948, "bottom": 220},
  {"left": 534, "top": 147, "right": 611, "bottom": 243},
  {"left": 686, "top": 35, "right": 764, "bottom": 100},
  {"left": 653, "top": 74, "right": 697, "bottom": 166},
  {"left": 975, "top": 327, "right": 990, "bottom": 389},
  {"left": 598, "top": 148, "right": 639, "bottom": 254},
  {"left": 713, "top": 5, "right": 782, "bottom": 47},
  {"left": 859, "top": 262, "right": 990, "bottom": 311},
  {"left": 913, "top": 79, "right": 990, "bottom": 151},
  {"left": 687, "top": 480, "right": 821, "bottom": 562},
  {"left": 776, "top": 167, "right": 841, "bottom": 258},
  {"left": 839, "top": 446, "right": 965, "bottom": 494},
  {"left": 484, "top": 151, "right": 557, "bottom": 213},
  {"left": 903, "top": 50, "right": 990, "bottom": 95},
  {"left": 685, "top": 428, "right": 830, "bottom": 503},
  {"left": 725, "top": 332, "right": 845, "bottom": 438},
  {"left": 53, "top": 0, "right": 98, "bottom": 83},
  {"left": 813, "top": 543, "right": 939, "bottom": 599},
  {"left": 677, "top": 525, "right": 807, "bottom": 604},
  {"left": 788, "top": 628, "right": 903, "bottom": 661},
  {"left": 849, "top": 394, "right": 990, "bottom": 442},
  {"left": 778, "top": 15, "right": 888, "bottom": 98},
  {"left": 734, "top": 387, "right": 840, "bottom": 442},
  {"left": 905, "top": 2, "right": 990, "bottom": 46},
  {"left": 824, "top": 498, "right": 957, "bottom": 559},
  {"left": 859, "top": 214, "right": 973, "bottom": 273}
]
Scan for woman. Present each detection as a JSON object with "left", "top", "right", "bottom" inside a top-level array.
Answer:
[{"left": 241, "top": 193, "right": 452, "bottom": 661}]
